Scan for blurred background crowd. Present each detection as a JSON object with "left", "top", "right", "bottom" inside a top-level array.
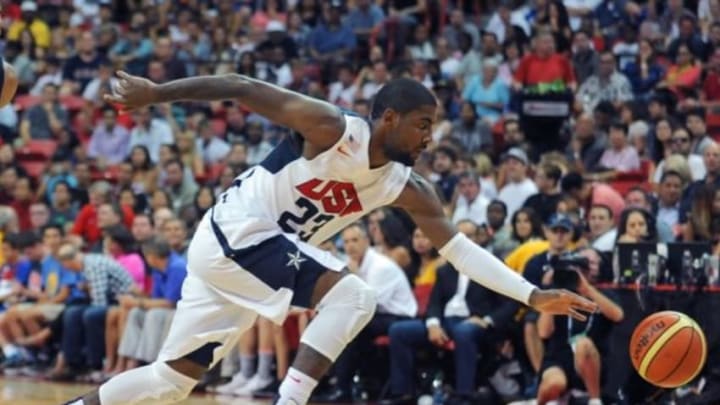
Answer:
[{"left": 1, "top": 0, "right": 720, "bottom": 404}]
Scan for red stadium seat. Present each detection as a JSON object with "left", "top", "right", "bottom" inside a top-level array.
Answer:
[
  {"left": 60, "top": 95, "right": 87, "bottom": 111},
  {"left": 19, "top": 161, "right": 47, "bottom": 179},
  {"left": 16, "top": 140, "right": 58, "bottom": 161},
  {"left": 14, "top": 94, "right": 41, "bottom": 111}
]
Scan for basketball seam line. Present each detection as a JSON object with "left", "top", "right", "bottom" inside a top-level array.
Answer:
[
  {"left": 638, "top": 316, "right": 692, "bottom": 376},
  {"left": 656, "top": 325, "right": 694, "bottom": 385}
]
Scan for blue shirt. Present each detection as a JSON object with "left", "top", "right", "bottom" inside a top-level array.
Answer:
[
  {"left": 150, "top": 253, "right": 187, "bottom": 304},
  {"left": 41, "top": 255, "right": 82, "bottom": 302},
  {"left": 462, "top": 75, "right": 510, "bottom": 124},
  {"left": 309, "top": 23, "right": 357, "bottom": 55}
]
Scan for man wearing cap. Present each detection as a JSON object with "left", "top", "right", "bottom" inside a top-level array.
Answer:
[
  {"left": 521, "top": 214, "right": 575, "bottom": 377},
  {"left": 497, "top": 147, "right": 538, "bottom": 223},
  {"left": 8, "top": 1, "right": 51, "bottom": 48}
]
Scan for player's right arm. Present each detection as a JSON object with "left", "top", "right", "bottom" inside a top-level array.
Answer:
[
  {"left": 104, "top": 71, "right": 344, "bottom": 150},
  {"left": 393, "top": 171, "right": 598, "bottom": 320}
]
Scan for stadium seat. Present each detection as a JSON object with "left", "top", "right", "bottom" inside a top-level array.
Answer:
[
  {"left": 16, "top": 140, "right": 58, "bottom": 161},
  {"left": 14, "top": 94, "right": 42, "bottom": 111},
  {"left": 19, "top": 161, "right": 47, "bottom": 179},
  {"left": 60, "top": 95, "right": 87, "bottom": 111}
]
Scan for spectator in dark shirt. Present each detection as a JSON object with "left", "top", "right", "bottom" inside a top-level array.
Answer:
[
  {"left": 667, "top": 15, "right": 707, "bottom": 62},
  {"left": 62, "top": 31, "right": 109, "bottom": 94},
  {"left": 19, "top": 83, "right": 68, "bottom": 142},
  {"left": 567, "top": 113, "right": 606, "bottom": 173},
  {"left": 431, "top": 146, "right": 459, "bottom": 203},
  {"left": 524, "top": 162, "right": 563, "bottom": 223},
  {"left": 152, "top": 36, "right": 187, "bottom": 81}
]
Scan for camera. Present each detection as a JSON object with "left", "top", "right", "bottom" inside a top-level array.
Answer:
[{"left": 549, "top": 253, "right": 590, "bottom": 291}]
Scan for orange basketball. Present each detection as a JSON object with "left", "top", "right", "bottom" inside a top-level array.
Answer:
[{"left": 629, "top": 311, "right": 707, "bottom": 388}]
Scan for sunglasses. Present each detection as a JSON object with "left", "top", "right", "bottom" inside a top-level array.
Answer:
[{"left": 671, "top": 137, "right": 690, "bottom": 143}]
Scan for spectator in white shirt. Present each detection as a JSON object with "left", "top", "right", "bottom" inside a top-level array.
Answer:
[
  {"left": 588, "top": 204, "right": 617, "bottom": 252},
  {"left": 498, "top": 147, "right": 538, "bottom": 223},
  {"left": 452, "top": 171, "right": 489, "bottom": 226},
  {"left": 654, "top": 127, "right": 706, "bottom": 183},
  {"left": 327, "top": 63, "right": 358, "bottom": 109},
  {"left": 195, "top": 119, "right": 231, "bottom": 165},
  {"left": 360, "top": 60, "right": 390, "bottom": 100},
  {"left": 128, "top": 107, "right": 174, "bottom": 163},
  {"left": 323, "top": 223, "right": 417, "bottom": 401},
  {"left": 29, "top": 56, "right": 63, "bottom": 96}
]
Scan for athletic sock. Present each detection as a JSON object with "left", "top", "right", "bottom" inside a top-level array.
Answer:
[
  {"left": 240, "top": 354, "right": 257, "bottom": 379},
  {"left": 277, "top": 367, "right": 318, "bottom": 405},
  {"left": 257, "top": 352, "right": 274, "bottom": 380}
]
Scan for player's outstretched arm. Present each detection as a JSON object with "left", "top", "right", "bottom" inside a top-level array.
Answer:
[
  {"left": 393, "top": 172, "right": 598, "bottom": 320},
  {"left": 104, "top": 71, "right": 344, "bottom": 150}
]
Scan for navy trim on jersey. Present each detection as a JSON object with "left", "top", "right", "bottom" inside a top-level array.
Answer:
[
  {"left": 259, "top": 137, "right": 302, "bottom": 174},
  {"left": 208, "top": 208, "right": 326, "bottom": 308}
]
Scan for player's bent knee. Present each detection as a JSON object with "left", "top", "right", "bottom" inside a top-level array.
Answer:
[
  {"left": 150, "top": 361, "right": 196, "bottom": 401},
  {"left": 300, "top": 274, "right": 377, "bottom": 362}
]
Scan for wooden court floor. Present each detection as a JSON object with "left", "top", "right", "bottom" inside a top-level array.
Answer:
[{"left": 0, "top": 377, "right": 278, "bottom": 405}]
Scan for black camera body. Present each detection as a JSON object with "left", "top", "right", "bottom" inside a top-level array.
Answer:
[{"left": 549, "top": 254, "right": 590, "bottom": 291}]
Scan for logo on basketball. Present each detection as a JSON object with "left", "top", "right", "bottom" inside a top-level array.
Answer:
[
  {"left": 632, "top": 320, "right": 666, "bottom": 362},
  {"left": 297, "top": 179, "right": 363, "bottom": 217}
]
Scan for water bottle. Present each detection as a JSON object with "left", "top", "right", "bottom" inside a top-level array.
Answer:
[
  {"left": 627, "top": 249, "right": 640, "bottom": 283},
  {"left": 682, "top": 250, "right": 693, "bottom": 286}
]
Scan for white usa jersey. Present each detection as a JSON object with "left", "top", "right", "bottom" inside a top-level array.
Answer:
[{"left": 211, "top": 113, "right": 412, "bottom": 248}]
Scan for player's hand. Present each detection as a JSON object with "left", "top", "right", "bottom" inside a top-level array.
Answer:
[
  {"left": 528, "top": 288, "right": 598, "bottom": 321},
  {"left": 427, "top": 325, "right": 449, "bottom": 347},
  {"left": 104, "top": 71, "right": 158, "bottom": 111}
]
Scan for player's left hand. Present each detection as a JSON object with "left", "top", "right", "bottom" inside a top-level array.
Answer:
[
  {"left": 104, "top": 71, "right": 158, "bottom": 111},
  {"left": 528, "top": 288, "right": 598, "bottom": 321}
]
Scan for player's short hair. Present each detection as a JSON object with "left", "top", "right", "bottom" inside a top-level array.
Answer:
[
  {"left": 142, "top": 236, "right": 172, "bottom": 259},
  {"left": 369, "top": 78, "right": 437, "bottom": 120}
]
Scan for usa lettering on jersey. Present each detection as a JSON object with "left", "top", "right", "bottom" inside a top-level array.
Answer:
[{"left": 278, "top": 178, "right": 363, "bottom": 241}]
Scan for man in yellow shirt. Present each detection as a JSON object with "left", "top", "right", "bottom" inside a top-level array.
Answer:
[{"left": 8, "top": 2, "right": 51, "bottom": 49}]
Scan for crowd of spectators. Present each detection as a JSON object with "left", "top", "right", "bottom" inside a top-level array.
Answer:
[{"left": 1, "top": 0, "right": 720, "bottom": 404}]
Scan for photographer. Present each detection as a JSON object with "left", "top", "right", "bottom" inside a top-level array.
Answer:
[
  {"left": 536, "top": 248, "right": 624, "bottom": 405},
  {"left": 522, "top": 214, "right": 575, "bottom": 378}
]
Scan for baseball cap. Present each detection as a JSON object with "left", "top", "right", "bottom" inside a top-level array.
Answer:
[
  {"left": 546, "top": 214, "right": 574, "bottom": 232},
  {"left": 502, "top": 147, "right": 528, "bottom": 166}
]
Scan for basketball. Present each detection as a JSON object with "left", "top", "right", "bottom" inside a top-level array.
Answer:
[{"left": 629, "top": 311, "right": 707, "bottom": 388}]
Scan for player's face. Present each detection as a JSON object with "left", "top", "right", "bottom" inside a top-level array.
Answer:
[{"left": 383, "top": 105, "right": 436, "bottom": 166}]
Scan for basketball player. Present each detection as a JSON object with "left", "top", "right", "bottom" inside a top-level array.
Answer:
[{"left": 66, "top": 72, "right": 597, "bottom": 405}]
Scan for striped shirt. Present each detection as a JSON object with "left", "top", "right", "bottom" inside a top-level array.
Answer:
[{"left": 82, "top": 254, "right": 134, "bottom": 306}]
